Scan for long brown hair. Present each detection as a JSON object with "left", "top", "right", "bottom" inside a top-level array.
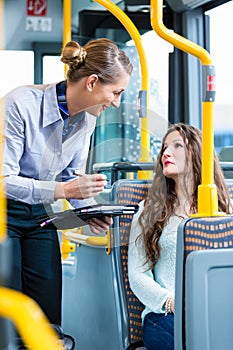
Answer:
[
  {"left": 61, "top": 38, "right": 133, "bottom": 83},
  {"left": 139, "top": 123, "right": 232, "bottom": 269}
]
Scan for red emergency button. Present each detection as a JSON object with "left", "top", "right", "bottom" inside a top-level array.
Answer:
[{"left": 207, "top": 75, "right": 216, "bottom": 91}]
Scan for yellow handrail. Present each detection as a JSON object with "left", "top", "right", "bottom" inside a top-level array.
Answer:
[
  {"left": 94, "top": 0, "right": 152, "bottom": 167},
  {"left": 0, "top": 287, "right": 64, "bottom": 349},
  {"left": 151, "top": 0, "right": 224, "bottom": 217},
  {"left": 64, "top": 231, "right": 108, "bottom": 246},
  {"left": 63, "top": 0, "right": 72, "bottom": 75},
  {"left": 64, "top": 227, "right": 111, "bottom": 254},
  {"left": 61, "top": 0, "right": 77, "bottom": 259}
]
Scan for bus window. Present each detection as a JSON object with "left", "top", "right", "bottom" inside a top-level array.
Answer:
[
  {"left": 139, "top": 30, "right": 173, "bottom": 123},
  {"left": 43, "top": 55, "right": 64, "bottom": 83},
  {"left": 0, "top": 50, "right": 34, "bottom": 97},
  {"left": 140, "top": 30, "right": 173, "bottom": 158},
  {"left": 91, "top": 32, "right": 172, "bottom": 167},
  {"left": 206, "top": 2, "right": 233, "bottom": 155},
  {"left": 41, "top": 32, "right": 172, "bottom": 166}
]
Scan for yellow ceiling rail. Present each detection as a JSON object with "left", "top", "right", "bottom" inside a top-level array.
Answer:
[
  {"left": 0, "top": 287, "right": 64, "bottom": 349},
  {"left": 151, "top": 0, "right": 224, "bottom": 217},
  {"left": 94, "top": 0, "right": 151, "bottom": 165}
]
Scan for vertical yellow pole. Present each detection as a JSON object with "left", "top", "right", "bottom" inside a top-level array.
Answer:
[
  {"left": 202, "top": 101, "right": 214, "bottom": 185},
  {"left": 151, "top": 0, "right": 223, "bottom": 216},
  {"left": 94, "top": 0, "right": 152, "bottom": 170},
  {"left": 62, "top": 0, "right": 76, "bottom": 258},
  {"left": 63, "top": 0, "right": 71, "bottom": 75}
]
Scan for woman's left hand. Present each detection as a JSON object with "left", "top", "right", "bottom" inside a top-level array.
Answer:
[{"left": 88, "top": 216, "right": 113, "bottom": 234}]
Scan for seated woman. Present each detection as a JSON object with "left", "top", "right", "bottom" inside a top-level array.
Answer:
[{"left": 128, "top": 123, "right": 232, "bottom": 350}]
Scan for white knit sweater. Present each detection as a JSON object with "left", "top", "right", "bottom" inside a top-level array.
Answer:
[{"left": 128, "top": 200, "right": 183, "bottom": 323}]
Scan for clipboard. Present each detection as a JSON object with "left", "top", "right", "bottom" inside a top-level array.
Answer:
[{"left": 38, "top": 203, "right": 139, "bottom": 230}]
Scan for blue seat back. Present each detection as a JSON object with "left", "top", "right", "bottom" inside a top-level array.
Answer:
[
  {"left": 175, "top": 182, "right": 233, "bottom": 350},
  {"left": 111, "top": 179, "right": 151, "bottom": 348}
]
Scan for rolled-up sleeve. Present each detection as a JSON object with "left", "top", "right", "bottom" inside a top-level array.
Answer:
[{"left": 2, "top": 84, "right": 96, "bottom": 206}]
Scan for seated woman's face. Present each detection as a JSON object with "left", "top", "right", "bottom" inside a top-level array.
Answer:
[{"left": 161, "top": 130, "right": 187, "bottom": 179}]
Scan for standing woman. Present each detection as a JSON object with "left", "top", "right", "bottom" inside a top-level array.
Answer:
[
  {"left": 128, "top": 123, "right": 232, "bottom": 350},
  {"left": 3, "top": 38, "right": 133, "bottom": 327}
]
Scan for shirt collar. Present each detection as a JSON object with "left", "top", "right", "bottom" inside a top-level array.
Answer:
[{"left": 56, "top": 80, "right": 69, "bottom": 120}]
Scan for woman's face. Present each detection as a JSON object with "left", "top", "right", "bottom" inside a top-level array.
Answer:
[
  {"left": 161, "top": 130, "right": 188, "bottom": 180},
  {"left": 85, "top": 73, "right": 131, "bottom": 117}
]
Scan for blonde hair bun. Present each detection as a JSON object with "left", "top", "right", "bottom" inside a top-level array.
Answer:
[{"left": 61, "top": 41, "right": 87, "bottom": 69}]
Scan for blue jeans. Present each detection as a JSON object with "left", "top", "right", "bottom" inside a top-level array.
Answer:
[{"left": 143, "top": 312, "right": 174, "bottom": 350}]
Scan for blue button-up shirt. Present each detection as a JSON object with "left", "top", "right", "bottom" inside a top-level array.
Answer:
[{"left": 2, "top": 82, "right": 96, "bottom": 206}]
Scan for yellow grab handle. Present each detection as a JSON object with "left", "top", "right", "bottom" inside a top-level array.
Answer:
[
  {"left": 64, "top": 228, "right": 111, "bottom": 254},
  {"left": 151, "top": 0, "right": 224, "bottom": 217},
  {"left": 61, "top": 232, "right": 76, "bottom": 260},
  {"left": 0, "top": 287, "right": 64, "bottom": 350},
  {"left": 94, "top": 0, "right": 149, "bottom": 88},
  {"left": 94, "top": 0, "right": 152, "bottom": 170},
  {"left": 60, "top": 200, "right": 77, "bottom": 260},
  {"left": 150, "top": 0, "right": 212, "bottom": 65},
  {"left": 64, "top": 232, "right": 108, "bottom": 246},
  {"left": 61, "top": 1, "right": 79, "bottom": 258}
]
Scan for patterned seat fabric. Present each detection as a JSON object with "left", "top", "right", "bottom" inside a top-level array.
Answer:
[
  {"left": 184, "top": 215, "right": 233, "bottom": 257},
  {"left": 113, "top": 180, "right": 151, "bottom": 347},
  {"left": 184, "top": 182, "right": 233, "bottom": 258}
]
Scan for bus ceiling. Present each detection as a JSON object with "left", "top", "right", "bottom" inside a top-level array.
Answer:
[{"left": 165, "top": 0, "right": 231, "bottom": 12}]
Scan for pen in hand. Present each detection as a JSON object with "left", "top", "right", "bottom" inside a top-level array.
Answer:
[
  {"left": 72, "top": 170, "right": 108, "bottom": 196},
  {"left": 73, "top": 170, "right": 84, "bottom": 177}
]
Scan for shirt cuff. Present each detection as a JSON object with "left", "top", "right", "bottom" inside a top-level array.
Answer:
[{"left": 34, "top": 180, "right": 57, "bottom": 204}]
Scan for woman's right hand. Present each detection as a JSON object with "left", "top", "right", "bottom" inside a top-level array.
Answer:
[{"left": 55, "top": 174, "right": 107, "bottom": 200}]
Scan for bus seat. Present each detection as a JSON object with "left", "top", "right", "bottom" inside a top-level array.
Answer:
[
  {"left": 110, "top": 179, "right": 151, "bottom": 350},
  {"left": 61, "top": 179, "right": 150, "bottom": 350},
  {"left": 111, "top": 180, "right": 233, "bottom": 349},
  {"left": 175, "top": 214, "right": 233, "bottom": 350},
  {"left": 220, "top": 161, "right": 233, "bottom": 180},
  {"left": 219, "top": 146, "right": 233, "bottom": 162},
  {"left": 226, "top": 182, "right": 233, "bottom": 197}
]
